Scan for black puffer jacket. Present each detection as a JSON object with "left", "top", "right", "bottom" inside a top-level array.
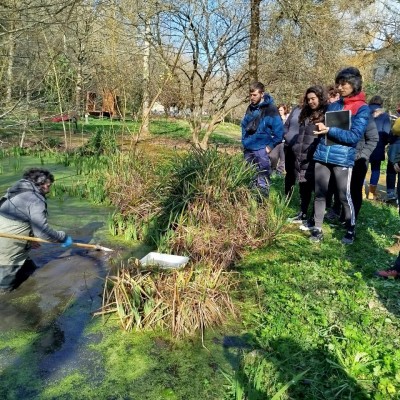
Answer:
[{"left": 292, "top": 120, "right": 319, "bottom": 182}]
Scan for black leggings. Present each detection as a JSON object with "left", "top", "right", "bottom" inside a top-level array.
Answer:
[
  {"left": 299, "top": 180, "right": 314, "bottom": 216},
  {"left": 314, "top": 162, "right": 355, "bottom": 229},
  {"left": 350, "top": 158, "right": 368, "bottom": 219}
]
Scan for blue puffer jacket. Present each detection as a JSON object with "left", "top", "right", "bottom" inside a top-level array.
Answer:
[
  {"left": 313, "top": 96, "right": 370, "bottom": 167},
  {"left": 241, "top": 94, "right": 284, "bottom": 151}
]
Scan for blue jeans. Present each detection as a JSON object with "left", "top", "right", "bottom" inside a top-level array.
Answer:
[
  {"left": 244, "top": 148, "right": 271, "bottom": 190},
  {"left": 369, "top": 160, "right": 381, "bottom": 186}
]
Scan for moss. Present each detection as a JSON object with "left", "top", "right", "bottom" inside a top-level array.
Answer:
[{"left": 34, "top": 320, "right": 231, "bottom": 399}]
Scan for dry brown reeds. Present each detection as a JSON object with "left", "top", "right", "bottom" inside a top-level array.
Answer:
[
  {"left": 162, "top": 188, "right": 290, "bottom": 268},
  {"left": 94, "top": 261, "right": 238, "bottom": 339},
  {"left": 103, "top": 153, "right": 160, "bottom": 219}
]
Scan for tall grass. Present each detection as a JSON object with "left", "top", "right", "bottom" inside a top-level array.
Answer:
[
  {"left": 149, "top": 148, "right": 292, "bottom": 267},
  {"left": 95, "top": 261, "right": 238, "bottom": 339}
]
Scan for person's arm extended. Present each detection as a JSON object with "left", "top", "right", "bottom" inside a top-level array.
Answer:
[{"left": 29, "top": 200, "right": 66, "bottom": 242}]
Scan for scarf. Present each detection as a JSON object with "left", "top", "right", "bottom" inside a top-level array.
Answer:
[{"left": 343, "top": 92, "right": 367, "bottom": 116}]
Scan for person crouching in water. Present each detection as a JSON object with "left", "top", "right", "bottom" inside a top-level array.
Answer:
[
  {"left": 0, "top": 168, "right": 73, "bottom": 293},
  {"left": 310, "top": 67, "right": 370, "bottom": 244},
  {"left": 288, "top": 85, "right": 329, "bottom": 226},
  {"left": 241, "top": 82, "right": 284, "bottom": 196}
]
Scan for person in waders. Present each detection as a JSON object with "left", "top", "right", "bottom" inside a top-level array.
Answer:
[{"left": 0, "top": 168, "right": 73, "bottom": 293}]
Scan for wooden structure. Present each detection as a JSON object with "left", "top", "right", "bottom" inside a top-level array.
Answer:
[{"left": 86, "top": 90, "right": 121, "bottom": 118}]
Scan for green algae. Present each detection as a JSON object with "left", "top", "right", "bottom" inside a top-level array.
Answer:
[
  {"left": 0, "top": 330, "right": 39, "bottom": 352},
  {"left": 8, "top": 292, "right": 41, "bottom": 306},
  {"left": 40, "top": 322, "right": 231, "bottom": 400}
]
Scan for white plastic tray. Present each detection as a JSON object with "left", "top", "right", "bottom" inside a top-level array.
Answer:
[{"left": 139, "top": 252, "right": 189, "bottom": 270}]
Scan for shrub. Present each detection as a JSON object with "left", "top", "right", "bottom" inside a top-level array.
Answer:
[{"left": 151, "top": 148, "right": 291, "bottom": 267}]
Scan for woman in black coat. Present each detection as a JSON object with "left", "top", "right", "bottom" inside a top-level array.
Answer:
[{"left": 289, "top": 85, "right": 329, "bottom": 224}]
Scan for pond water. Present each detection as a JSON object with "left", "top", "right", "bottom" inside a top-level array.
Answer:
[{"left": 0, "top": 157, "right": 141, "bottom": 396}]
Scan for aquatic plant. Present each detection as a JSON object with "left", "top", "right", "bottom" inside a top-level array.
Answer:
[
  {"left": 76, "top": 128, "right": 118, "bottom": 156},
  {"left": 95, "top": 261, "right": 238, "bottom": 340}
]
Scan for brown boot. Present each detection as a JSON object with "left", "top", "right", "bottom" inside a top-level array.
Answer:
[
  {"left": 368, "top": 184, "right": 377, "bottom": 200},
  {"left": 364, "top": 182, "right": 369, "bottom": 199}
]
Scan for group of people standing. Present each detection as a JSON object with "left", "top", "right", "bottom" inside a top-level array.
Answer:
[{"left": 241, "top": 67, "right": 400, "bottom": 278}]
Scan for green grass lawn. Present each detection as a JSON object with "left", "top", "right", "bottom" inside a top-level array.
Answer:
[
  {"left": 0, "top": 117, "right": 241, "bottom": 149},
  {"left": 227, "top": 179, "right": 400, "bottom": 399}
]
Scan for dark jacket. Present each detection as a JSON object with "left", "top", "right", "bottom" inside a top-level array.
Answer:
[
  {"left": 313, "top": 95, "right": 370, "bottom": 167},
  {"left": 292, "top": 120, "right": 319, "bottom": 176},
  {"left": 283, "top": 106, "right": 301, "bottom": 147},
  {"left": 241, "top": 94, "right": 284, "bottom": 151},
  {"left": 388, "top": 136, "right": 400, "bottom": 165},
  {"left": 369, "top": 105, "right": 391, "bottom": 162},
  {"left": 355, "top": 115, "right": 378, "bottom": 161}
]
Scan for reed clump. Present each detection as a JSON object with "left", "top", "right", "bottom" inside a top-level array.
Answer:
[
  {"left": 64, "top": 146, "right": 291, "bottom": 337},
  {"left": 151, "top": 148, "right": 291, "bottom": 267},
  {"left": 95, "top": 260, "right": 238, "bottom": 339}
]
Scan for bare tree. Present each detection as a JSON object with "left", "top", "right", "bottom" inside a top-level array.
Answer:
[
  {"left": 257, "top": 0, "right": 379, "bottom": 104},
  {"left": 0, "top": 0, "right": 79, "bottom": 113},
  {"left": 152, "top": 0, "right": 250, "bottom": 149}
]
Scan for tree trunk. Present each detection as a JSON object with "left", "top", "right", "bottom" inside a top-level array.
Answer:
[
  {"left": 140, "top": 21, "right": 151, "bottom": 137},
  {"left": 75, "top": 61, "right": 83, "bottom": 114},
  {"left": 6, "top": 30, "right": 15, "bottom": 106},
  {"left": 249, "top": 0, "right": 261, "bottom": 83},
  {"left": 20, "top": 79, "right": 30, "bottom": 148}
]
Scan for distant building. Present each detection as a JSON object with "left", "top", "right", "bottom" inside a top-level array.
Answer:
[
  {"left": 151, "top": 102, "right": 165, "bottom": 114},
  {"left": 86, "top": 90, "right": 121, "bottom": 119}
]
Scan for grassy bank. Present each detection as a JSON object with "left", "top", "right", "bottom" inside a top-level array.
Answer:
[
  {"left": 233, "top": 194, "right": 400, "bottom": 399},
  {"left": 0, "top": 117, "right": 241, "bottom": 150}
]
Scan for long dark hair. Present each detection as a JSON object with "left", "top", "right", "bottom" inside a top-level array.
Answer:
[{"left": 298, "top": 85, "right": 329, "bottom": 125}]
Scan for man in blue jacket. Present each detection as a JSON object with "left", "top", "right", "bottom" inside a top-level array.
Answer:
[{"left": 241, "top": 82, "right": 284, "bottom": 196}]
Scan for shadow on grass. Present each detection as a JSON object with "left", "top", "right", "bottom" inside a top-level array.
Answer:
[
  {"left": 339, "top": 199, "right": 400, "bottom": 318},
  {"left": 222, "top": 334, "right": 369, "bottom": 399}
]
